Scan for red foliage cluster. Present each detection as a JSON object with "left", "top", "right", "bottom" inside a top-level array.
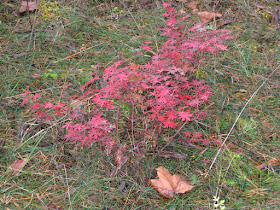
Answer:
[{"left": 22, "top": 3, "right": 234, "bottom": 149}]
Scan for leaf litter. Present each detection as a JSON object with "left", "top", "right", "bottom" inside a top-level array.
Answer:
[{"left": 150, "top": 166, "right": 194, "bottom": 198}]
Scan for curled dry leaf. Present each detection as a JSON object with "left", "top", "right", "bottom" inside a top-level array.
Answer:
[
  {"left": 110, "top": 144, "right": 129, "bottom": 178},
  {"left": 257, "top": 158, "right": 280, "bottom": 170},
  {"left": 33, "top": 74, "right": 43, "bottom": 79},
  {"left": 68, "top": 53, "right": 79, "bottom": 59},
  {"left": 197, "top": 11, "right": 222, "bottom": 21},
  {"left": 238, "top": 89, "right": 247, "bottom": 93},
  {"left": 115, "top": 144, "right": 127, "bottom": 165},
  {"left": 10, "top": 158, "right": 27, "bottom": 175},
  {"left": 150, "top": 166, "right": 194, "bottom": 198},
  {"left": 18, "top": 1, "right": 38, "bottom": 14}
]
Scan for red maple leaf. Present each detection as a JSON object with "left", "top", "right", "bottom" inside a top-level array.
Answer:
[
  {"left": 163, "top": 119, "right": 177, "bottom": 128},
  {"left": 162, "top": 2, "right": 172, "bottom": 8},
  {"left": 215, "top": 44, "right": 228, "bottom": 51},
  {"left": 62, "top": 121, "right": 73, "bottom": 130},
  {"left": 55, "top": 102, "right": 65, "bottom": 108},
  {"left": 23, "top": 90, "right": 31, "bottom": 97},
  {"left": 54, "top": 107, "right": 64, "bottom": 116},
  {"left": 31, "top": 103, "right": 41, "bottom": 110},
  {"left": 33, "top": 93, "right": 41, "bottom": 101},
  {"left": 21, "top": 96, "right": 30, "bottom": 105},
  {"left": 178, "top": 112, "right": 193, "bottom": 121},
  {"left": 192, "top": 132, "right": 203, "bottom": 138},
  {"left": 44, "top": 102, "right": 54, "bottom": 108},
  {"left": 80, "top": 76, "right": 99, "bottom": 89}
]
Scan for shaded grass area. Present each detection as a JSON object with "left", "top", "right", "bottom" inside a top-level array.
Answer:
[{"left": 1, "top": 0, "right": 280, "bottom": 209}]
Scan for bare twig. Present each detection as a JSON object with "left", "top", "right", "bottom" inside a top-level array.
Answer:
[
  {"left": 27, "top": 3, "right": 38, "bottom": 53},
  {"left": 36, "top": 193, "right": 48, "bottom": 210},
  {"left": 63, "top": 164, "right": 72, "bottom": 209}
]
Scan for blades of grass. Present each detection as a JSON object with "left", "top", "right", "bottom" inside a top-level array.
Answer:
[{"left": 208, "top": 63, "right": 280, "bottom": 174}]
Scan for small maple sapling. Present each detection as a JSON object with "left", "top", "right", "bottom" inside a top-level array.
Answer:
[{"left": 22, "top": 2, "right": 235, "bottom": 151}]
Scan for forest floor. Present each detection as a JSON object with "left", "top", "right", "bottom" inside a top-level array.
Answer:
[{"left": 0, "top": 0, "right": 280, "bottom": 209}]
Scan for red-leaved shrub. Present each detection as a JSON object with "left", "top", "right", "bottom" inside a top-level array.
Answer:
[{"left": 22, "top": 2, "right": 234, "bottom": 150}]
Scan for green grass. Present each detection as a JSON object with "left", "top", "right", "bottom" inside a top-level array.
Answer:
[{"left": 1, "top": 0, "right": 280, "bottom": 209}]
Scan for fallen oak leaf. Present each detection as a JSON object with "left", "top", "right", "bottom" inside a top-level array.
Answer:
[
  {"left": 197, "top": 11, "right": 222, "bottom": 21},
  {"left": 10, "top": 158, "right": 27, "bottom": 175},
  {"left": 18, "top": 1, "right": 38, "bottom": 14},
  {"left": 150, "top": 166, "right": 194, "bottom": 198}
]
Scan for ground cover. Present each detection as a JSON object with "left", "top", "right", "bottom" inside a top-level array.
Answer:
[{"left": 0, "top": 0, "right": 279, "bottom": 209}]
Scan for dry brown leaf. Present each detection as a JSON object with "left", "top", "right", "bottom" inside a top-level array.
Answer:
[
  {"left": 68, "top": 53, "right": 79, "bottom": 59},
  {"left": 197, "top": 11, "right": 222, "bottom": 21},
  {"left": 115, "top": 144, "right": 127, "bottom": 165},
  {"left": 18, "top": 1, "right": 38, "bottom": 13},
  {"left": 111, "top": 144, "right": 129, "bottom": 177},
  {"left": 33, "top": 74, "right": 43, "bottom": 79},
  {"left": 255, "top": 4, "right": 269, "bottom": 9},
  {"left": 257, "top": 158, "right": 280, "bottom": 170},
  {"left": 186, "top": 1, "right": 198, "bottom": 10},
  {"left": 238, "top": 89, "right": 247, "bottom": 93},
  {"left": 10, "top": 158, "right": 27, "bottom": 175},
  {"left": 150, "top": 166, "right": 194, "bottom": 198}
]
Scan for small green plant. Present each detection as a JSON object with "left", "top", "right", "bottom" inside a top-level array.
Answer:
[
  {"left": 238, "top": 118, "right": 258, "bottom": 137},
  {"left": 213, "top": 196, "right": 225, "bottom": 210},
  {"left": 43, "top": 70, "right": 58, "bottom": 80},
  {"left": 113, "top": 7, "right": 126, "bottom": 14},
  {"left": 37, "top": 0, "right": 61, "bottom": 23}
]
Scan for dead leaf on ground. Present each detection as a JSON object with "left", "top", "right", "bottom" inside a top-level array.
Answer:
[
  {"left": 33, "top": 74, "right": 43, "bottom": 79},
  {"left": 238, "top": 89, "right": 247, "bottom": 93},
  {"left": 10, "top": 158, "right": 27, "bottom": 175},
  {"left": 12, "top": 52, "right": 30, "bottom": 59},
  {"left": 18, "top": 1, "right": 38, "bottom": 14},
  {"left": 257, "top": 158, "right": 280, "bottom": 171},
  {"left": 186, "top": 1, "right": 198, "bottom": 10},
  {"left": 150, "top": 166, "right": 194, "bottom": 198},
  {"left": 68, "top": 53, "right": 79, "bottom": 59},
  {"left": 197, "top": 11, "right": 222, "bottom": 21},
  {"left": 110, "top": 144, "right": 129, "bottom": 178},
  {"left": 255, "top": 4, "right": 269, "bottom": 9},
  {"left": 115, "top": 144, "right": 127, "bottom": 165}
]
